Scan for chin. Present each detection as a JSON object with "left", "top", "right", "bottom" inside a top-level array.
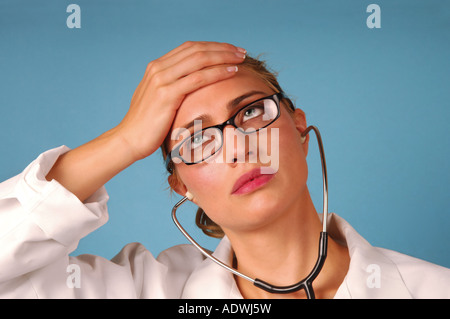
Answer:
[{"left": 232, "top": 187, "right": 287, "bottom": 225}]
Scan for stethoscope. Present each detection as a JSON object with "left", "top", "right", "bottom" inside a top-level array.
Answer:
[{"left": 171, "top": 125, "right": 329, "bottom": 299}]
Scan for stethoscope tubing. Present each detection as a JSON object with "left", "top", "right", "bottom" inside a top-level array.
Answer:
[{"left": 172, "top": 196, "right": 255, "bottom": 284}]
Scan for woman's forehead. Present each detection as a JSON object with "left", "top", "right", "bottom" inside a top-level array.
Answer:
[{"left": 172, "top": 69, "right": 273, "bottom": 131}]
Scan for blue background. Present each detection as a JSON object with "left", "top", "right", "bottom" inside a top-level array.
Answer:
[{"left": 1, "top": 0, "right": 449, "bottom": 268}]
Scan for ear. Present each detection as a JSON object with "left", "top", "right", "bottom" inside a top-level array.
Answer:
[
  {"left": 292, "top": 108, "right": 309, "bottom": 155},
  {"left": 168, "top": 173, "right": 187, "bottom": 197},
  {"left": 167, "top": 173, "right": 197, "bottom": 203}
]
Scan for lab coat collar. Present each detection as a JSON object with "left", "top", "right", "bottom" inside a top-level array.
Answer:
[{"left": 181, "top": 213, "right": 413, "bottom": 299}]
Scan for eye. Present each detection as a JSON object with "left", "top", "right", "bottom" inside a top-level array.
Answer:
[
  {"left": 191, "top": 133, "right": 205, "bottom": 148},
  {"left": 242, "top": 104, "right": 264, "bottom": 122}
]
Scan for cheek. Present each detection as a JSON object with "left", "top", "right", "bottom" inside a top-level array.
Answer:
[
  {"left": 277, "top": 117, "right": 309, "bottom": 185},
  {"left": 179, "top": 165, "right": 227, "bottom": 205},
  {"left": 279, "top": 128, "right": 305, "bottom": 162}
]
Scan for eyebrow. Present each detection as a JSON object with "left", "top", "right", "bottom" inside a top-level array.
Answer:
[{"left": 180, "top": 90, "right": 268, "bottom": 131}]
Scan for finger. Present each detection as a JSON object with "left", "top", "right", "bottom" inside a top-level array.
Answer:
[
  {"left": 170, "top": 64, "right": 240, "bottom": 99},
  {"left": 155, "top": 50, "right": 246, "bottom": 86},
  {"left": 149, "top": 41, "right": 245, "bottom": 77},
  {"left": 159, "top": 41, "right": 243, "bottom": 63},
  {"left": 156, "top": 41, "right": 197, "bottom": 61}
]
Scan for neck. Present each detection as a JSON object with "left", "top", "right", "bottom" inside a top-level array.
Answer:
[{"left": 225, "top": 188, "right": 349, "bottom": 299}]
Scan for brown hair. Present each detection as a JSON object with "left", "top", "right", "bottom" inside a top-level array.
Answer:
[{"left": 161, "top": 55, "right": 295, "bottom": 238}]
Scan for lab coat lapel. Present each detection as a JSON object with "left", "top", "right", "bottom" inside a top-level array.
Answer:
[
  {"left": 330, "top": 214, "right": 413, "bottom": 299},
  {"left": 343, "top": 248, "right": 413, "bottom": 298}
]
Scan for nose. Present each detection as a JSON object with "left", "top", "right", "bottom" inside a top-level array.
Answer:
[{"left": 222, "top": 126, "right": 256, "bottom": 166}]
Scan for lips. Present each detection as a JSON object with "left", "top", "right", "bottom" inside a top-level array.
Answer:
[{"left": 231, "top": 167, "right": 276, "bottom": 195}]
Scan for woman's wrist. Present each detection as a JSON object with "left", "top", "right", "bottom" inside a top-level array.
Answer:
[
  {"left": 46, "top": 127, "right": 140, "bottom": 202},
  {"left": 111, "top": 123, "right": 159, "bottom": 163}
]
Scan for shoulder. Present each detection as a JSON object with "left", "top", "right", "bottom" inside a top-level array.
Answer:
[
  {"left": 112, "top": 241, "right": 206, "bottom": 271},
  {"left": 156, "top": 243, "right": 207, "bottom": 269},
  {"left": 109, "top": 242, "right": 207, "bottom": 298},
  {"left": 377, "top": 247, "right": 450, "bottom": 299}
]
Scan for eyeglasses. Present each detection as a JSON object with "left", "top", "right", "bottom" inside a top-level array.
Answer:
[{"left": 165, "top": 92, "right": 289, "bottom": 173}]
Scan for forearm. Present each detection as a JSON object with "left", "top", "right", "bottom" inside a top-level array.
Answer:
[
  {"left": 46, "top": 127, "right": 138, "bottom": 202},
  {"left": 46, "top": 42, "right": 245, "bottom": 202}
]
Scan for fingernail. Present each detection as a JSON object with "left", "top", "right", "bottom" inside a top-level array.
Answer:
[
  {"left": 227, "top": 66, "right": 238, "bottom": 73},
  {"left": 236, "top": 47, "right": 247, "bottom": 54},
  {"left": 235, "top": 52, "right": 246, "bottom": 59}
]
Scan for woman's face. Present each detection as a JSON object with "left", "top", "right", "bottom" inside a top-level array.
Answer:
[{"left": 168, "top": 68, "right": 310, "bottom": 235}]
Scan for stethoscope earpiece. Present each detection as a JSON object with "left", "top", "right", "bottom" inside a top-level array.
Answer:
[
  {"left": 185, "top": 191, "right": 194, "bottom": 201},
  {"left": 301, "top": 128, "right": 309, "bottom": 144}
]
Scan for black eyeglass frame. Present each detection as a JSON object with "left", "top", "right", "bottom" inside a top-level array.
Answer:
[{"left": 165, "top": 92, "right": 293, "bottom": 173}]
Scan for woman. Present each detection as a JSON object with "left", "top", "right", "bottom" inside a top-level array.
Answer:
[{"left": 0, "top": 41, "right": 448, "bottom": 299}]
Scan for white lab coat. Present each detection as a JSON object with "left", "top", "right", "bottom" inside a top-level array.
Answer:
[{"left": 0, "top": 146, "right": 449, "bottom": 299}]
